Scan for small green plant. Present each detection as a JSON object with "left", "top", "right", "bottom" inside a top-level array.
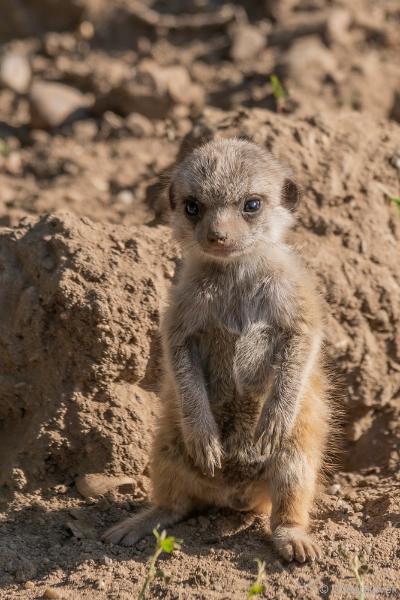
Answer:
[
  {"left": 350, "top": 553, "right": 369, "bottom": 600},
  {"left": 247, "top": 558, "right": 266, "bottom": 598},
  {"left": 377, "top": 183, "right": 400, "bottom": 215},
  {"left": 138, "top": 527, "right": 182, "bottom": 600},
  {"left": 339, "top": 547, "right": 371, "bottom": 600},
  {"left": 390, "top": 196, "right": 400, "bottom": 214},
  {"left": 0, "top": 139, "right": 10, "bottom": 157},
  {"left": 270, "top": 75, "right": 287, "bottom": 112}
]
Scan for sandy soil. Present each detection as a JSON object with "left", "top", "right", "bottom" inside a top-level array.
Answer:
[{"left": 0, "top": 1, "right": 399, "bottom": 598}]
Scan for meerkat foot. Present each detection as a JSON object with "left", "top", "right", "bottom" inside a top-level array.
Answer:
[
  {"left": 102, "top": 507, "right": 185, "bottom": 546},
  {"left": 272, "top": 526, "right": 321, "bottom": 563}
]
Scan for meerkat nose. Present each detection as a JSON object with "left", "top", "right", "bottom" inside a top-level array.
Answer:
[{"left": 207, "top": 230, "right": 228, "bottom": 244}]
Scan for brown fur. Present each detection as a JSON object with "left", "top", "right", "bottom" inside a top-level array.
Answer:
[{"left": 103, "top": 138, "right": 332, "bottom": 562}]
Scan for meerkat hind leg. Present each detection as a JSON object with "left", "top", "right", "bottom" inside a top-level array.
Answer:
[
  {"left": 102, "top": 506, "right": 188, "bottom": 546},
  {"left": 270, "top": 459, "right": 321, "bottom": 563}
]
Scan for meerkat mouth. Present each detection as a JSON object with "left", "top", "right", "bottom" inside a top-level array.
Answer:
[{"left": 204, "top": 245, "right": 241, "bottom": 258}]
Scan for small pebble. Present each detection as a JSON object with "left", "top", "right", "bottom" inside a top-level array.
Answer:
[
  {"left": 80, "top": 21, "right": 94, "bottom": 39},
  {"left": 24, "top": 581, "right": 35, "bottom": 590},
  {"left": 92, "top": 177, "right": 109, "bottom": 193},
  {"left": 117, "top": 190, "right": 134, "bottom": 205},
  {"left": 29, "top": 81, "right": 90, "bottom": 129},
  {"left": 44, "top": 589, "right": 62, "bottom": 599},
  {"left": 1, "top": 52, "right": 31, "bottom": 93},
  {"left": 328, "top": 483, "right": 341, "bottom": 495}
]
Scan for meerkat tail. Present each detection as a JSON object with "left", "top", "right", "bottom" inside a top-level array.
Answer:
[{"left": 102, "top": 506, "right": 186, "bottom": 546}]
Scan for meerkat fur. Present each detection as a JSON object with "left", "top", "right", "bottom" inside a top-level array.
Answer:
[{"left": 103, "top": 138, "right": 331, "bottom": 563}]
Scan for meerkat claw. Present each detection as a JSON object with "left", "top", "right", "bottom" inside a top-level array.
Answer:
[{"left": 273, "top": 526, "right": 321, "bottom": 563}]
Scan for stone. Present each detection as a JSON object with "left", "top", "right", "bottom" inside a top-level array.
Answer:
[
  {"left": 0, "top": 51, "right": 31, "bottom": 94},
  {"left": 75, "top": 473, "right": 135, "bottom": 498},
  {"left": 29, "top": 81, "right": 91, "bottom": 129},
  {"left": 327, "top": 8, "right": 352, "bottom": 45},
  {"left": 44, "top": 589, "right": 62, "bottom": 599},
  {"left": 230, "top": 24, "right": 266, "bottom": 62}
]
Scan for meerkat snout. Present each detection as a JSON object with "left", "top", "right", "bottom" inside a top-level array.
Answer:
[
  {"left": 207, "top": 227, "right": 227, "bottom": 244},
  {"left": 169, "top": 138, "right": 300, "bottom": 260}
]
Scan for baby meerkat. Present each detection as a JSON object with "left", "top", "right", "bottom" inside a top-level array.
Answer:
[{"left": 103, "top": 138, "right": 331, "bottom": 563}]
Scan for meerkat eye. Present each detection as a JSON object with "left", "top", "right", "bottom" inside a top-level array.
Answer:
[
  {"left": 243, "top": 197, "right": 261, "bottom": 213},
  {"left": 185, "top": 197, "right": 200, "bottom": 217}
]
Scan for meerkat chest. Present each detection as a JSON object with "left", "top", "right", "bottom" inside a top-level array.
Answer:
[
  {"left": 197, "top": 277, "right": 277, "bottom": 335},
  {"left": 194, "top": 278, "right": 271, "bottom": 393}
]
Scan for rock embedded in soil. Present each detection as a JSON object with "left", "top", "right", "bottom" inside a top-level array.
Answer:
[
  {"left": 326, "top": 7, "right": 352, "bottom": 45},
  {"left": 29, "top": 81, "right": 92, "bottom": 128},
  {"left": 230, "top": 23, "right": 266, "bottom": 62},
  {"left": 44, "top": 589, "right": 62, "bottom": 600},
  {"left": 94, "top": 61, "right": 204, "bottom": 119},
  {"left": 0, "top": 51, "right": 31, "bottom": 94},
  {"left": 280, "top": 36, "right": 338, "bottom": 94},
  {"left": 0, "top": 212, "right": 177, "bottom": 494},
  {"left": 75, "top": 473, "right": 135, "bottom": 498}
]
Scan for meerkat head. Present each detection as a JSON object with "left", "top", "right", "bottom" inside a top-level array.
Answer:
[{"left": 169, "top": 138, "right": 300, "bottom": 261}]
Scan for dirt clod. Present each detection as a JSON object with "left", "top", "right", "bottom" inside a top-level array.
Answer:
[
  {"left": 29, "top": 81, "right": 92, "bottom": 129},
  {"left": 0, "top": 51, "right": 31, "bottom": 94},
  {"left": 75, "top": 474, "right": 135, "bottom": 498},
  {"left": 44, "top": 589, "right": 62, "bottom": 600}
]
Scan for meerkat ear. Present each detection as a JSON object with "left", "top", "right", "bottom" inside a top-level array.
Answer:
[
  {"left": 281, "top": 178, "right": 301, "bottom": 211},
  {"left": 169, "top": 182, "right": 176, "bottom": 210}
]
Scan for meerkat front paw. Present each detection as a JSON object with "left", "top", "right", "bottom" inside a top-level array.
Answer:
[
  {"left": 184, "top": 426, "right": 223, "bottom": 477},
  {"left": 254, "top": 408, "right": 289, "bottom": 457},
  {"left": 272, "top": 526, "right": 321, "bottom": 563}
]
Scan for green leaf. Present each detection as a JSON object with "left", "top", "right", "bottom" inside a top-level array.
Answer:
[
  {"left": 160, "top": 536, "right": 181, "bottom": 553},
  {"left": 248, "top": 583, "right": 265, "bottom": 597},
  {"left": 270, "top": 75, "right": 286, "bottom": 102},
  {"left": 390, "top": 196, "right": 400, "bottom": 214},
  {"left": 0, "top": 139, "right": 10, "bottom": 157}
]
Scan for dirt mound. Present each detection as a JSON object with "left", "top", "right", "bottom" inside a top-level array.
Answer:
[{"left": 0, "top": 212, "right": 176, "bottom": 497}]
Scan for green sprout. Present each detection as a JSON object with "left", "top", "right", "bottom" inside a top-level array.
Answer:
[
  {"left": 339, "top": 547, "right": 371, "bottom": 600},
  {"left": 377, "top": 183, "right": 400, "bottom": 215},
  {"left": 138, "top": 527, "right": 182, "bottom": 600},
  {"left": 270, "top": 75, "right": 287, "bottom": 112},
  {"left": 351, "top": 553, "right": 370, "bottom": 600},
  {"left": 390, "top": 196, "right": 400, "bottom": 214},
  {"left": 248, "top": 559, "right": 266, "bottom": 597},
  {"left": 0, "top": 139, "right": 10, "bottom": 157}
]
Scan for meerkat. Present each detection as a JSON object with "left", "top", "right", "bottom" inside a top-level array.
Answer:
[{"left": 103, "top": 138, "right": 331, "bottom": 563}]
